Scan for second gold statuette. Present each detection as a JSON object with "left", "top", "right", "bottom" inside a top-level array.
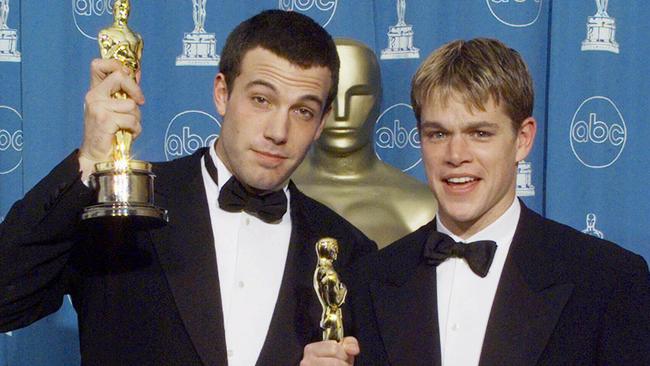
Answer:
[{"left": 314, "top": 238, "right": 347, "bottom": 342}]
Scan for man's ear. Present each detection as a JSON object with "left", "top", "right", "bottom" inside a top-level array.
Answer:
[
  {"left": 214, "top": 73, "right": 228, "bottom": 116},
  {"left": 515, "top": 116, "right": 537, "bottom": 162}
]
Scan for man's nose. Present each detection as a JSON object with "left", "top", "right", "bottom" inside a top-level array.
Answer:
[
  {"left": 446, "top": 135, "right": 472, "bottom": 166},
  {"left": 264, "top": 109, "right": 290, "bottom": 144}
]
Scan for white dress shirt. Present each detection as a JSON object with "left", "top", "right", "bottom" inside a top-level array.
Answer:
[
  {"left": 201, "top": 145, "right": 292, "bottom": 366},
  {"left": 436, "top": 198, "right": 521, "bottom": 366}
]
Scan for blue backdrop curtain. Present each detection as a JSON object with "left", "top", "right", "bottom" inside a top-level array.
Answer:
[{"left": 1, "top": 1, "right": 647, "bottom": 364}]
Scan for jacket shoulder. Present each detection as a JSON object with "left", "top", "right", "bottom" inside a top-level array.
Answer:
[
  {"left": 524, "top": 208, "right": 648, "bottom": 278},
  {"left": 352, "top": 220, "right": 435, "bottom": 287},
  {"left": 150, "top": 148, "right": 205, "bottom": 189}
]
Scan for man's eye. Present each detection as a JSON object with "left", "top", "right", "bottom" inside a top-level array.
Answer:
[
  {"left": 425, "top": 130, "right": 446, "bottom": 139},
  {"left": 295, "top": 107, "right": 315, "bottom": 120},
  {"left": 473, "top": 130, "right": 492, "bottom": 138},
  {"left": 252, "top": 96, "right": 269, "bottom": 105}
]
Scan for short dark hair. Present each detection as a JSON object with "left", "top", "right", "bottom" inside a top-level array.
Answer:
[
  {"left": 411, "top": 38, "right": 534, "bottom": 131},
  {"left": 219, "top": 10, "right": 340, "bottom": 111}
]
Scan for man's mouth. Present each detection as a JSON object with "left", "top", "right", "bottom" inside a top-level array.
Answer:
[
  {"left": 256, "top": 150, "right": 285, "bottom": 158},
  {"left": 253, "top": 149, "right": 288, "bottom": 164},
  {"left": 445, "top": 176, "right": 478, "bottom": 184}
]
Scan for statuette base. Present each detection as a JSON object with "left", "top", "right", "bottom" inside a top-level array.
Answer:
[{"left": 82, "top": 159, "right": 168, "bottom": 223}]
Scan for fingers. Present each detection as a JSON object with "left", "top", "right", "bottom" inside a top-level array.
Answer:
[
  {"left": 90, "top": 58, "right": 121, "bottom": 88},
  {"left": 342, "top": 337, "right": 360, "bottom": 357},
  {"left": 80, "top": 60, "right": 145, "bottom": 178},
  {"left": 304, "top": 340, "right": 348, "bottom": 359},
  {"left": 92, "top": 68, "right": 145, "bottom": 105},
  {"left": 89, "top": 58, "right": 144, "bottom": 104},
  {"left": 84, "top": 97, "right": 142, "bottom": 136},
  {"left": 300, "top": 338, "right": 358, "bottom": 366}
]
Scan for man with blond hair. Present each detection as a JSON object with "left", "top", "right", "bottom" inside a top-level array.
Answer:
[{"left": 304, "top": 38, "right": 650, "bottom": 365}]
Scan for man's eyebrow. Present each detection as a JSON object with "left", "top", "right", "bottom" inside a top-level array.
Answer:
[
  {"left": 245, "top": 79, "right": 277, "bottom": 92},
  {"left": 299, "top": 94, "right": 324, "bottom": 109},
  {"left": 465, "top": 120, "right": 500, "bottom": 129},
  {"left": 420, "top": 120, "right": 500, "bottom": 129},
  {"left": 245, "top": 79, "right": 324, "bottom": 109},
  {"left": 420, "top": 121, "right": 445, "bottom": 129}
]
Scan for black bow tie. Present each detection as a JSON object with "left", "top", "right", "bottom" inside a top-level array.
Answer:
[
  {"left": 218, "top": 177, "right": 287, "bottom": 223},
  {"left": 423, "top": 233, "right": 497, "bottom": 278},
  {"left": 204, "top": 149, "right": 287, "bottom": 223}
]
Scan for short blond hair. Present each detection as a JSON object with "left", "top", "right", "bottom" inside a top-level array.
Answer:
[{"left": 411, "top": 38, "right": 533, "bottom": 131}]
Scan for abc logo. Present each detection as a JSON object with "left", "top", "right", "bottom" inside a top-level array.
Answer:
[
  {"left": 570, "top": 96, "right": 626, "bottom": 169},
  {"left": 278, "top": 0, "right": 338, "bottom": 27},
  {"left": 374, "top": 103, "right": 421, "bottom": 172},
  {"left": 165, "top": 110, "right": 221, "bottom": 161},
  {"left": 486, "top": 0, "right": 543, "bottom": 28},
  {"left": 0, "top": 105, "right": 23, "bottom": 175},
  {"left": 72, "top": 0, "right": 116, "bottom": 40}
]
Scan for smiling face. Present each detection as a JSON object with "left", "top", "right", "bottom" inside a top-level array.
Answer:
[
  {"left": 419, "top": 95, "right": 536, "bottom": 238},
  {"left": 214, "top": 47, "right": 332, "bottom": 191}
]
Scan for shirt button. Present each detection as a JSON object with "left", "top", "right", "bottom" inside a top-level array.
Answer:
[
  {"left": 227, "top": 349, "right": 234, "bottom": 357},
  {"left": 245, "top": 218, "right": 250, "bottom": 225},
  {"left": 451, "top": 323, "right": 459, "bottom": 331},
  {"left": 238, "top": 281, "right": 245, "bottom": 288}
]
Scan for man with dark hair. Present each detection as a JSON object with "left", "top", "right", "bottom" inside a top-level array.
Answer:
[
  {"left": 308, "top": 38, "right": 649, "bottom": 365},
  {"left": 219, "top": 9, "right": 340, "bottom": 110},
  {"left": 0, "top": 10, "right": 373, "bottom": 365}
]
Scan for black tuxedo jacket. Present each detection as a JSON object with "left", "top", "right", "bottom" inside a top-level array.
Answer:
[
  {"left": 0, "top": 149, "right": 375, "bottom": 365},
  {"left": 351, "top": 203, "right": 650, "bottom": 365}
]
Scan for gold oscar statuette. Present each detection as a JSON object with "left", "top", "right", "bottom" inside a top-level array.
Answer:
[
  {"left": 314, "top": 238, "right": 347, "bottom": 342},
  {"left": 82, "top": 0, "right": 168, "bottom": 223}
]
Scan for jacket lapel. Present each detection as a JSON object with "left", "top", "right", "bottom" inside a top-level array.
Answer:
[
  {"left": 149, "top": 149, "right": 228, "bottom": 366},
  {"left": 256, "top": 183, "right": 322, "bottom": 365},
  {"left": 370, "top": 221, "right": 441, "bottom": 366},
  {"left": 479, "top": 203, "right": 574, "bottom": 366}
]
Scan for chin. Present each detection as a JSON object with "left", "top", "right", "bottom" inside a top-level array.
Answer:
[
  {"left": 443, "top": 208, "right": 475, "bottom": 222},
  {"left": 249, "top": 173, "right": 289, "bottom": 191},
  {"left": 439, "top": 202, "right": 481, "bottom": 224},
  {"left": 247, "top": 177, "right": 279, "bottom": 190}
]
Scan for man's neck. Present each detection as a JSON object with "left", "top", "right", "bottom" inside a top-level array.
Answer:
[{"left": 438, "top": 195, "right": 518, "bottom": 240}]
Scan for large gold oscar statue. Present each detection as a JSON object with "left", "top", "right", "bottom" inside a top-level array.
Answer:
[
  {"left": 293, "top": 39, "right": 436, "bottom": 248},
  {"left": 82, "top": 0, "right": 167, "bottom": 223}
]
